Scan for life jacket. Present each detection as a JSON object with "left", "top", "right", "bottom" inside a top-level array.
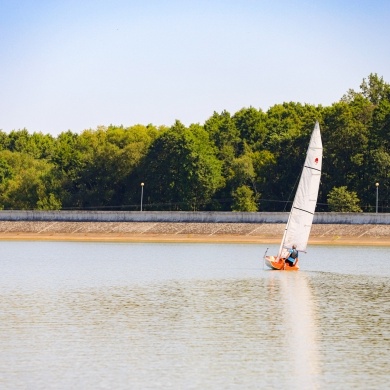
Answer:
[{"left": 289, "top": 249, "right": 298, "bottom": 259}]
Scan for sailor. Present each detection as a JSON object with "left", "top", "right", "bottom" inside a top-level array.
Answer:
[{"left": 285, "top": 244, "right": 299, "bottom": 267}]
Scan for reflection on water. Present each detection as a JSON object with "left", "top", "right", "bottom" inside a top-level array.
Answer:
[
  {"left": 0, "top": 242, "right": 389, "bottom": 389},
  {"left": 277, "top": 273, "right": 321, "bottom": 389}
]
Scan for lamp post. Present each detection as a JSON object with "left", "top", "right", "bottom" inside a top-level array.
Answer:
[
  {"left": 375, "top": 182, "right": 379, "bottom": 213},
  {"left": 140, "top": 182, "right": 144, "bottom": 211}
]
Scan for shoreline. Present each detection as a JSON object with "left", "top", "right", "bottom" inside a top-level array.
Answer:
[
  {"left": 1, "top": 233, "right": 389, "bottom": 247},
  {"left": 0, "top": 221, "right": 389, "bottom": 246}
]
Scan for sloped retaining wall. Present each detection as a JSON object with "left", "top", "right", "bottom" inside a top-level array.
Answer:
[{"left": 0, "top": 211, "right": 389, "bottom": 224}]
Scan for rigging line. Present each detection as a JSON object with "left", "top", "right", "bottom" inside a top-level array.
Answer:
[{"left": 283, "top": 169, "right": 301, "bottom": 212}]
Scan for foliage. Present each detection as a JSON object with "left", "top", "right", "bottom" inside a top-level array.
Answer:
[
  {"left": 1, "top": 73, "right": 389, "bottom": 212},
  {"left": 232, "top": 107, "right": 267, "bottom": 151},
  {"left": 0, "top": 151, "right": 61, "bottom": 210},
  {"left": 138, "top": 121, "right": 223, "bottom": 210},
  {"left": 37, "top": 193, "right": 62, "bottom": 210},
  {"left": 231, "top": 185, "right": 258, "bottom": 212},
  {"left": 327, "top": 186, "right": 362, "bottom": 212},
  {"left": 0, "top": 156, "right": 13, "bottom": 184},
  {"left": 50, "top": 125, "right": 157, "bottom": 208}
]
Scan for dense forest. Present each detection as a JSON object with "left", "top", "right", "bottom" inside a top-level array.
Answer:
[{"left": 0, "top": 73, "right": 389, "bottom": 213}]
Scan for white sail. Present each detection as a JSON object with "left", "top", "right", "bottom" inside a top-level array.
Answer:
[{"left": 277, "top": 122, "right": 323, "bottom": 258}]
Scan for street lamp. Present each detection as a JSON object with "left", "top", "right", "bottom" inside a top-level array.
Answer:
[
  {"left": 140, "top": 182, "right": 144, "bottom": 211},
  {"left": 375, "top": 182, "right": 379, "bottom": 213}
]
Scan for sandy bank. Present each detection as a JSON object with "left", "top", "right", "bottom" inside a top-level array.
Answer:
[{"left": 0, "top": 221, "right": 389, "bottom": 246}]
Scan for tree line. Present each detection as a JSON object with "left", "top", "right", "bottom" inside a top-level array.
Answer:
[{"left": 0, "top": 73, "right": 389, "bottom": 213}]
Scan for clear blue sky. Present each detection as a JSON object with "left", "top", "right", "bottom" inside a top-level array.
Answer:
[{"left": 1, "top": 0, "right": 389, "bottom": 135}]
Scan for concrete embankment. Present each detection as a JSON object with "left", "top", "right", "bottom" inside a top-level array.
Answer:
[
  {"left": 1, "top": 210, "right": 389, "bottom": 224},
  {"left": 0, "top": 211, "right": 389, "bottom": 245}
]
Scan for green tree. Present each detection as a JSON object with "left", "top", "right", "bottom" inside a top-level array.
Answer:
[
  {"left": 0, "top": 157, "right": 13, "bottom": 184},
  {"left": 231, "top": 152, "right": 256, "bottom": 188},
  {"left": 204, "top": 110, "right": 240, "bottom": 154},
  {"left": 50, "top": 130, "right": 84, "bottom": 207},
  {"left": 0, "top": 151, "right": 61, "bottom": 210},
  {"left": 259, "top": 103, "right": 322, "bottom": 210},
  {"left": 231, "top": 185, "right": 258, "bottom": 212},
  {"left": 360, "top": 73, "right": 390, "bottom": 105},
  {"left": 232, "top": 107, "right": 267, "bottom": 151},
  {"left": 50, "top": 125, "right": 157, "bottom": 208},
  {"left": 264, "top": 102, "right": 322, "bottom": 152},
  {"left": 338, "top": 74, "right": 390, "bottom": 212},
  {"left": 204, "top": 111, "right": 241, "bottom": 188},
  {"left": 139, "top": 121, "right": 223, "bottom": 210},
  {"left": 322, "top": 101, "right": 370, "bottom": 203},
  {"left": 7, "top": 129, "right": 30, "bottom": 153},
  {"left": 342, "top": 73, "right": 390, "bottom": 106},
  {"left": 327, "top": 186, "right": 362, "bottom": 212},
  {"left": 0, "top": 131, "right": 10, "bottom": 151},
  {"left": 36, "top": 193, "right": 62, "bottom": 210}
]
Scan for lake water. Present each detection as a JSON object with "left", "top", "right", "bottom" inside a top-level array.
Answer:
[{"left": 0, "top": 241, "right": 389, "bottom": 389}]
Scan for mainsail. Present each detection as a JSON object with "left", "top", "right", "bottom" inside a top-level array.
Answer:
[{"left": 277, "top": 122, "right": 323, "bottom": 259}]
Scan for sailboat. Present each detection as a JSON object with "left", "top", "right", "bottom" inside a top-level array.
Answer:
[{"left": 264, "top": 121, "right": 323, "bottom": 271}]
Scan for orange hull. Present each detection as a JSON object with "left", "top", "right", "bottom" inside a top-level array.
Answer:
[{"left": 264, "top": 256, "right": 299, "bottom": 271}]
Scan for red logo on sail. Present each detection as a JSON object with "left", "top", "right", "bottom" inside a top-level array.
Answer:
[{"left": 315, "top": 157, "right": 319, "bottom": 164}]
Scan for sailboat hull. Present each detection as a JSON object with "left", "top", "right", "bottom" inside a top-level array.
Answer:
[{"left": 264, "top": 256, "right": 299, "bottom": 271}]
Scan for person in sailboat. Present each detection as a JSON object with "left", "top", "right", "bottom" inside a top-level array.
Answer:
[{"left": 285, "top": 244, "right": 299, "bottom": 267}]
